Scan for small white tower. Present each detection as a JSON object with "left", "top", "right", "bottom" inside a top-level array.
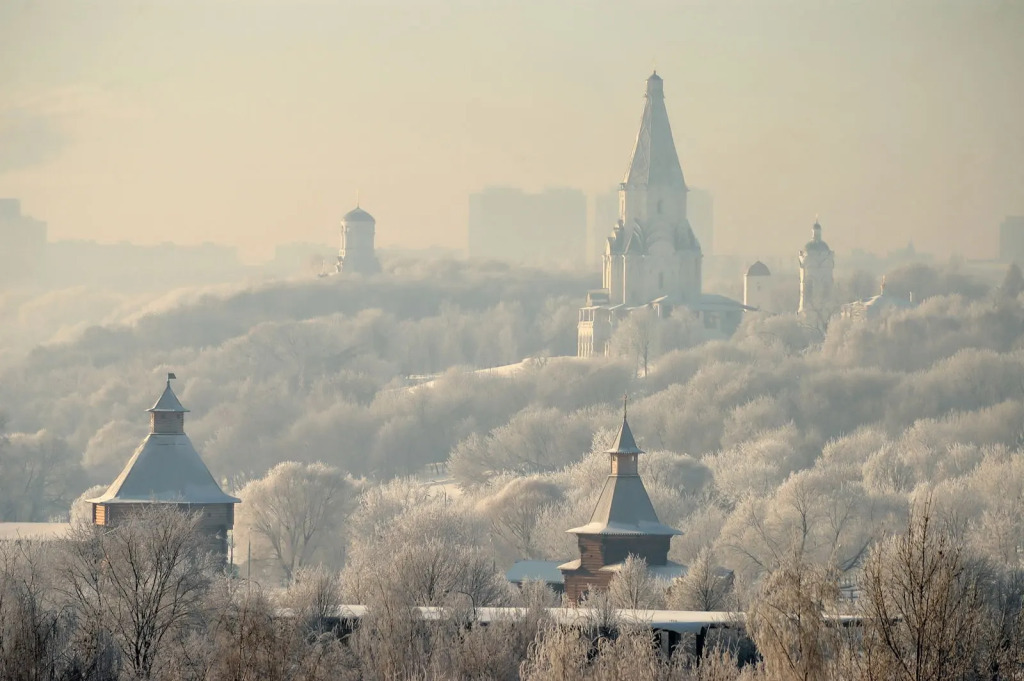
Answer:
[
  {"left": 336, "top": 205, "right": 381, "bottom": 275},
  {"left": 744, "top": 261, "right": 772, "bottom": 311},
  {"left": 798, "top": 219, "right": 835, "bottom": 318}
]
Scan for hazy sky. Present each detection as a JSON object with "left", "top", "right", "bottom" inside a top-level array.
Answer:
[{"left": 1, "top": 0, "right": 1022, "bottom": 262}]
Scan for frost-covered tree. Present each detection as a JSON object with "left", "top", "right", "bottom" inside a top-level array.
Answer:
[
  {"left": 669, "top": 548, "right": 733, "bottom": 612},
  {"left": 607, "top": 555, "right": 665, "bottom": 610},
  {"left": 235, "top": 461, "right": 359, "bottom": 582}
]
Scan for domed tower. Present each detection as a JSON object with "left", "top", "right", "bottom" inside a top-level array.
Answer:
[
  {"left": 336, "top": 205, "right": 381, "bottom": 275},
  {"left": 798, "top": 219, "right": 835, "bottom": 318},
  {"left": 87, "top": 374, "right": 240, "bottom": 561},
  {"left": 744, "top": 261, "right": 772, "bottom": 311}
]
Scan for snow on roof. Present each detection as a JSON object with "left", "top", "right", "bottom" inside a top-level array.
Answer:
[
  {"left": 566, "top": 474, "right": 681, "bottom": 537},
  {"left": 622, "top": 73, "right": 686, "bottom": 190},
  {"left": 149, "top": 381, "right": 188, "bottom": 413},
  {"left": 607, "top": 416, "right": 643, "bottom": 455},
  {"left": 87, "top": 432, "right": 239, "bottom": 505},
  {"left": 690, "top": 293, "right": 750, "bottom": 312},
  {"left": 319, "top": 605, "right": 745, "bottom": 634},
  {"left": 0, "top": 522, "right": 70, "bottom": 542},
  {"left": 506, "top": 560, "right": 566, "bottom": 585}
]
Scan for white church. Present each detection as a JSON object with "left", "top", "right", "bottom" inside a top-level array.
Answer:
[{"left": 577, "top": 72, "right": 747, "bottom": 358}]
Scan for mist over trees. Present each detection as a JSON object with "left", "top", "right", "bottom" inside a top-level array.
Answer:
[{"left": 2, "top": 257, "right": 1024, "bottom": 613}]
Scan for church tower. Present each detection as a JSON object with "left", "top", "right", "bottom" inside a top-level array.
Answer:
[
  {"left": 559, "top": 405, "right": 682, "bottom": 602},
  {"left": 798, "top": 219, "right": 835, "bottom": 319},
  {"left": 336, "top": 205, "right": 381, "bottom": 275},
  {"left": 602, "top": 72, "right": 702, "bottom": 308},
  {"left": 88, "top": 375, "right": 240, "bottom": 561}
]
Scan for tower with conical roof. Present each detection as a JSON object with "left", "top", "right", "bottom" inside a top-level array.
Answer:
[
  {"left": 336, "top": 204, "right": 381, "bottom": 275},
  {"left": 578, "top": 72, "right": 720, "bottom": 357},
  {"left": 798, "top": 219, "right": 835, "bottom": 319},
  {"left": 559, "top": 403, "right": 682, "bottom": 602},
  {"left": 604, "top": 71, "right": 702, "bottom": 309},
  {"left": 87, "top": 374, "right": 240, "bottom": 560}
]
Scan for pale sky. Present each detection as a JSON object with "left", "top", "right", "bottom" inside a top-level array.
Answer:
[{"left": 1, "top": 0, "right": 1022, "bottom": 262}]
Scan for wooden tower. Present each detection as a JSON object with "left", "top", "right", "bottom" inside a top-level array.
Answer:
[
  {"left": 87, "top": 374, "right": 240, "bottom": 560},
  {"left": 559, "top": 404, "right": 682, "bottom": 602}
]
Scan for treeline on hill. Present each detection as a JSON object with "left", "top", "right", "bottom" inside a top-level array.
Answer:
[
  {"left": 4, "top": 498, "right": 1024, "bottom": 681},
  {"left": 2, "top": 260, "right": 1024, "bottom": 591}
]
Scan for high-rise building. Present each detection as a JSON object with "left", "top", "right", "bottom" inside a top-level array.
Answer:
[
  {"left": 0, "top": 199, "right": 47, "bottom": 284},
  {"left": 1000, "top": 216, "right": 1024, "bottom": 263},
  {"left": 468, "top": 186, "right": 587, "bottom": 266},
  {"left": 590, "top": 188, "right": 620, "bottom": 267},
  {"left": 687, "top": 187, "right": 714, "bottom": 256}
]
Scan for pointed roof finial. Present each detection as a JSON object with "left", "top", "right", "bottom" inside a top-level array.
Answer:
[
  {"left": 623, "top": 392, "right": 628, "bottom": 421},
  {"left": 880, "top": 274, "right": 886, "bottom": 294},
  {"left": 149, "top": 373, "right": 188, "bottom": 413},
  {"left": 356, "top": 189, "right": 360, "bottom": 208}
]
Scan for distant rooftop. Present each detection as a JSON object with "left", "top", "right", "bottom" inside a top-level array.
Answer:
[{"left": 0, "top": 522, "right": 70, "bottom": 542}]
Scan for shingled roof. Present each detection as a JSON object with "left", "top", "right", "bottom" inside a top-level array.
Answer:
[{"left": 566, "top": 415, "right": 681, "bottom": 537}]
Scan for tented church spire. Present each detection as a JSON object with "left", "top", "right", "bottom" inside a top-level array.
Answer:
[{"left": 622, "top": 71, "right": 687, "bottom": 190}]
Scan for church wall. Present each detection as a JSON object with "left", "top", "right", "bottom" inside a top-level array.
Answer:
[
  {"left": 744, "top": 275, "right": 770, "bottom": 310},
  {"left": 798, "top": 251, "right": 835, "bottom": 315},
  {"left": 623, "top": 255, "right": 646, "bottom": 306}
]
